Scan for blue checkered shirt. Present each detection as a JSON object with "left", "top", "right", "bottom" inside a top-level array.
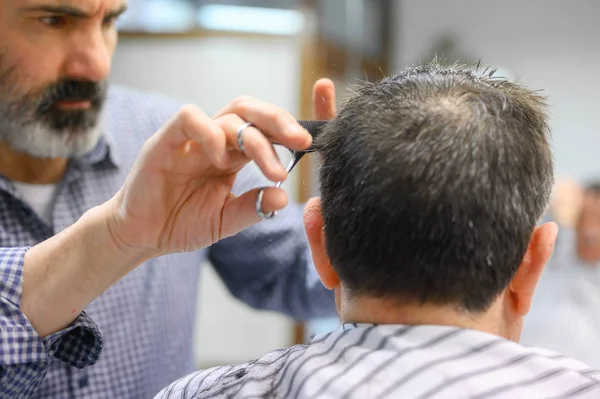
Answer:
[{"left": 0, "top": 86, "right": 335, "bottom": 399}]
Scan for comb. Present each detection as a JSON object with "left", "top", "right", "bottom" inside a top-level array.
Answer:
[
  {"left": 273, "top": 120, "right": 327, "bottom": 188},
  {"left": 298, "top": 120, "right": 327, "bottom": 148}
]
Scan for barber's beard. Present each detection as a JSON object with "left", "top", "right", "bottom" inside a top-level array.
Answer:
[{"left": 0, "top": 55, "right": 107, "bottom": 159}]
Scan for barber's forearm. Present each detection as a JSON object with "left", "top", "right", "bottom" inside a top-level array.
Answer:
[{"left": 20, "top": 201, "right": 150, "bottom": 338}]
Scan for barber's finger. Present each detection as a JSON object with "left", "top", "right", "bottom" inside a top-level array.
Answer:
[
  {"left": 216, "top": 114, "right": 288, "bottom": 182},
  {"left": 313, "top": 78, "right": 337, "bottom": 120},
  {"left": 215, "top": 97, "right": 311, "bottom": 151},
  {"left": 213, "top": 95, "right": 254, "bottom": 118},
  {"left": 161, "top": 105, "right": 228, "bottom": 167},
  {"left": 220, "top": 187, "right": 288, "bottom": 238}
]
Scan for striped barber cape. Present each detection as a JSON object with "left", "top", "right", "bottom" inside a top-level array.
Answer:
[{"left": 156, "top": 323, "right": 600, "bottom": 398}]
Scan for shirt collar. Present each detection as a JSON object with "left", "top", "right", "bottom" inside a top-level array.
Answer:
[
  {"left": 76, "top": 125, "right": 121, "bottom": 169},
  {"left": 0, "top": 122, "right": 120, "bottom": 198}
]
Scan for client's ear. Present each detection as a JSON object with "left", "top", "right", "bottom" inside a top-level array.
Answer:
[
  {"left": 508, "top": 222, "right": 558, "bottom": 316},
  {"left": 304, "top": 198, "right": 340, "bottom": 290}
]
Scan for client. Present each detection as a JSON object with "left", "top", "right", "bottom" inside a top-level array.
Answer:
[{"left": 155, "top": 62, "right": 600, "bottom": 398}]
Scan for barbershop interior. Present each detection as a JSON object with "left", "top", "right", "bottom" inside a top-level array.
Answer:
[{"left": 3, "top": 0, "right": 600, "bottom": 397}]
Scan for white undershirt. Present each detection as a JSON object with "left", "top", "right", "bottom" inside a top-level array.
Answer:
[{"left": 13, "top": 182, "right": 60, "bottom": 225}]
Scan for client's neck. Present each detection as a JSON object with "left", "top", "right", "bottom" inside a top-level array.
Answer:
[{"left": 340, "top": 295, "right": 507, "bottom": 339}]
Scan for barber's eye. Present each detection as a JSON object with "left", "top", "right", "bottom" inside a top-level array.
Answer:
[{"left": 40, "top": 16, "right": 67, "bottom": 27}]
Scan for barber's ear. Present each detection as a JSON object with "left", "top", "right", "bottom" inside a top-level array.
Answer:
[
  {"left": 508, "top": 222, "right": 558, "bottom": 316},
  {"left": 304, "top": 198, "right": 340, "bottom": 290}
]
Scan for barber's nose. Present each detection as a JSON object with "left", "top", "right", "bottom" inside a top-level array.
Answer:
[{"left": 63, "top": 32, "right": 112, "bottom": 82}]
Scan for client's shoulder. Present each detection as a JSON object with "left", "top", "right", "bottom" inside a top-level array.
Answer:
[{"left": 153, "top": 345, "right": 308, "bottom": 399}]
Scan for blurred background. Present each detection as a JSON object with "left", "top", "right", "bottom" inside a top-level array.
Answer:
[{"left": 109, "top": 0, "right": 600, "bottom": 369}]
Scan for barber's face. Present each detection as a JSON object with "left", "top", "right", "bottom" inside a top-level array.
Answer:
[
  {"left": 0, "top": 0, "right": 124, "bottom": 158},
  {"left": 576, "top": 192, "right": 600, "bottom": 263}
]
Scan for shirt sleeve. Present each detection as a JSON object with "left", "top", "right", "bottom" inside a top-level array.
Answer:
[
  {"left": 207, "top": 163, "right": 336, "bottom": 321},
  {"left": 0, "top": 247, "right": 103, "bottom": 399}
]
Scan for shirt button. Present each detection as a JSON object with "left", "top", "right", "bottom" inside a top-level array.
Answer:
[{"left": 79, "top": 374, "right": 89, "bottom": 389}]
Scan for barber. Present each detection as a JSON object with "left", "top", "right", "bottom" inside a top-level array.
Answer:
[{"left": 0, "top": 0, "right": 337, "bottom": 397}]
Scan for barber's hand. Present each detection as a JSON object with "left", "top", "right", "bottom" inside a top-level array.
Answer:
[
  {"left": 313, "top": 78, "right": 337, "bottom": 120},
  {"left": 106, "top": 98, "right": 311, "bottom": 257}
]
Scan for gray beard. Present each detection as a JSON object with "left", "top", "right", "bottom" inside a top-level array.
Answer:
[
  {"left": 0, "top": 106, "right": 104, "bottom": 159},
  {"left": 0, "top": 58, "right": 106, "bottom": 159}
]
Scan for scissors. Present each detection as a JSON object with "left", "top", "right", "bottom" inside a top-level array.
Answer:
[
  {"left": 256, "top": 119, "right": 327, "bottom": 218},
  {"left": 274, "top": 120, "right": 327, "bottom": 188}
]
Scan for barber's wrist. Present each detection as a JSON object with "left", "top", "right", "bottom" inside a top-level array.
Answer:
[
  {"left": 20, "top": 200, "right": 153, "bottom": 338},
  {"left": 103, "top": 193, "right": 163, "bottom": 268},
  {"left": 101, "top": 197, "right": 160, "bottom": 274}
]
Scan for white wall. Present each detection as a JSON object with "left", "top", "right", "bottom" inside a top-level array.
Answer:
[
  {"left": 109, "top": 35, "right": 302, "bottom": 367},
  {"left": 393, "top": 0, "right": 600, "bottom": 181}
]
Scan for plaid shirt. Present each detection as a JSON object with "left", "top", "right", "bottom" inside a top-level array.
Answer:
[
  {"left": 0, "top": 85, "right": 335, "bottom": 399},
  {"left": 155, "top": 323, "right": 600, "bottom": 399}
]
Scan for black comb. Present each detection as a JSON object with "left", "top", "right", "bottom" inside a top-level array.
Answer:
[
  {"left": 273, "top": 120, "right": 326, "bottom": 149},
  {"left": 298, "top": 120, "right": 327, "bottom": 149}
]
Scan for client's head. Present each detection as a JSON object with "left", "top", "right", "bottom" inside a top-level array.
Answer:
[{"left": 304, "top": 63, "right": 557, "bottom": 342}]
